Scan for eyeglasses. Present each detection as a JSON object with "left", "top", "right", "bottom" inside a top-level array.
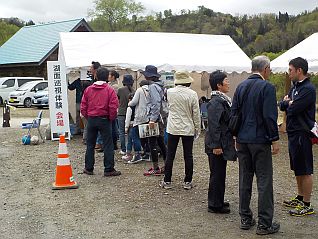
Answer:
[{"left": 265, "top": 66, "right": 272, "bottom": 72}]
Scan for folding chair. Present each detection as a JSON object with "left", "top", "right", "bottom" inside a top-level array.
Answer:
[{"left": 21, "top": 110, "right": 44, "bottom": 142}]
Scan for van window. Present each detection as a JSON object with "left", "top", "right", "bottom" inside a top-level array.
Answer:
[
  {"left": 2, "top": 79, "right": 15, "bottom": 87},
  {"left": 18, "top": 78, "right": 39, "bottom": 87}
]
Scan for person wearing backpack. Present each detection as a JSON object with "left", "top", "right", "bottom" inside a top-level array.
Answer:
[
  {"left": 141, "top": 65, "right": 167, "bottom": 176},
  {"left": 128, "top": 80, "right": 151, "bottom": 161}
]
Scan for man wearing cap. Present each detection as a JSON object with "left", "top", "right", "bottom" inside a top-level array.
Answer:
[
  {"left": 141, "top": 65, "right": 167, "bottom": 176},
  {"left": 159, "top": 71, "right": 200, "bottom": 189},
  {"left": 80, "top": 67, "right": 121, "bottom": 177}
]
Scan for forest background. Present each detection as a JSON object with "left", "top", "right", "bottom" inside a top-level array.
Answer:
[{"left": 1, "top": 0, "right": 318, "bottom": 100}]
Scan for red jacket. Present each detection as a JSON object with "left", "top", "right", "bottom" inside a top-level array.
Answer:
[{"left": 80, "top": 81, "right": 119, "bottom": 121}]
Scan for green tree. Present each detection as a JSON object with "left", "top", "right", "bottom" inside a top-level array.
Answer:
[
  {"left": 89, "top": 0, "right": 144, "bottom": 31},
  {"left": 0, "top": 21, "right": 20, "bottom": 46}
]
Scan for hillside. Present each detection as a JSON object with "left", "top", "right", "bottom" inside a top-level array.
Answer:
[{"left": 1, "top": 6, "right": 318, "bottom": 58}]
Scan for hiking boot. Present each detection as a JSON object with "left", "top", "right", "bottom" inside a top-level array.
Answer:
[
  {"left": 183, "top": 182, "right": 193, "bottom": 190},
  {"left": 240, "top": 218, "right": 256, "bottom": 230},
  {"left": 208, "top": 206, "right": 230, "bottom": 214},
  {"left": 256, "top": 222, "right": 280, "bottom": 235},
  {"left": 141, "top": 154, "right": 151, "bottom": 162},
  {"left": 128, "top": 154, "right": 143, "bottom": 164},
  {"left": 283, "top": 197, "right": 302, "bottom": 208},
  {"left": 143, "top": 167, "right": 162, "bottom": 176},
  {"left": 159, "top": 180, "right": 172, "bottom": 189},
  {"left": 83, "top": 168, "right": 94, "bottom": 175},
  {"left": 104, "top": 170, "right": 121, "bottom": 177},
  {"left": 289, "top": 203, "right": 315, "bottom": 216},
  {"left": 95, "top": 144, "right": 102, "bottom": 150}
]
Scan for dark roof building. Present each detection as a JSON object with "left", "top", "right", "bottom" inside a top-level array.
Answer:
[{"left": 0, "top": 18, "right": 92, "bottom": 78}]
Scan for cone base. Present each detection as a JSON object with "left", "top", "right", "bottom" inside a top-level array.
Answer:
[{"left": 52, "top": 182, "right": 79, "bottom": 190}]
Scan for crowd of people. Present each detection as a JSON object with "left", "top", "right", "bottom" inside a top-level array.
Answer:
[{"left": 68, "top": 56, "right": 315, "bottom": 236}]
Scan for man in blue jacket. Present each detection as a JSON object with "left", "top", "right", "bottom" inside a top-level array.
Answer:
[
  {"left": 279, "top": 57, "right": 315, "bottom": 216},
  {"left": 232, "top": 55, "right": 280, "bottom": 235}
]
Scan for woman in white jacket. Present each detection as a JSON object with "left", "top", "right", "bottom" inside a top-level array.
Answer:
[{"left": 159, "top": 71, "right": 201, "bottom": 190}]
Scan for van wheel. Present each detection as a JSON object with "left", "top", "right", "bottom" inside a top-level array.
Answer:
[{"left": 24, "top": 98, "right": 32, "bottom": 108}]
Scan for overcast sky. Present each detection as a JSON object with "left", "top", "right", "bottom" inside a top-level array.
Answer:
[{"left": 0, "top": 0, "right": 317, "bottom": 23}]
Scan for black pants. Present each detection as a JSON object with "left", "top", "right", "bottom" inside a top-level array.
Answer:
[
  {"left": 148, "top": 135, "right": 167, "bottom": 164},
  {"left": 164, "top": 134, "right": 194, "bottom": 182},
  {"left": 208, "top": 154, "right": 227, "bottom": 208},
  {"left": 237, "top": 143, "right": 273, "bottom": 228},
  {"left": 85, "top": 117, "right": 115, "bottom": 173}
]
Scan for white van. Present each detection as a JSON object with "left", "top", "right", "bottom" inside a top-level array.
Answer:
[
  {"left": 8, "top": 80, "right": 48, "bottom": 107},
  {"left": 0, "top": 77, "right": 44, "bottom": 104}
]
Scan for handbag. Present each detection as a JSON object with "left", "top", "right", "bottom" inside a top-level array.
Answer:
[{"left": 229, "top": 80, "right": 257, "bottom": 136}]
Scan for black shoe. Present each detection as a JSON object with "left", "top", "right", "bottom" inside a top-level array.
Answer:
[
  {"left": 83, "top": 168, "right": 94, "bottom": 175},
  {"left": 256, "top": 222, "right": 280, "bottom": 235},
  {"left": 208, "top": 206, "right": 230, "bottom": 214},
  {"left": 104, "top": 169, "right": 121, "bottom": 177},
  {"left": 223, "top": 202, "right": 230, "bottom": 208},
  {"left": 240, "top": 218, "right": 256, "bottom": 230}
]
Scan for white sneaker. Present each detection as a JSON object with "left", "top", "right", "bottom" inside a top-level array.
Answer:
[
  {"left": 119, "top": 150, "right": 126, "bottom": 155},
  {"left": 159, "top": 180, "right": 172, "bottom": 189},
  {"left": 127, "top": 154, "right": 143, "bottom": 164},
  {"left": 122, "top": 154, "right": 132, "bottom": 163},
  {"left": 183, "top": 182, "right": 193, "bottom": 190}
]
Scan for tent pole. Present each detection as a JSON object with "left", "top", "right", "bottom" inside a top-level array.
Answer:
[{"left": 279, "top": 73, "right": 290, "bottom": 133}]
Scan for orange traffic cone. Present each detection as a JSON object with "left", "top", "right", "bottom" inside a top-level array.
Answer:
[{"left": 52, "top": 135, "right": 79, "bottom": 190}]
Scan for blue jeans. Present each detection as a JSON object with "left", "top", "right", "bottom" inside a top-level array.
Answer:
[
  {"left": 96, "top": 132, "right": 103, "bottom": 145},
  {"left": 126, "top": 126, "right": 142, "bottom": 153},
  {"left": 112, "top": 118, "right": 119, "bottom": 143},
  {"left": 118, "top": 116, "right": 126, "bottom": 152},
  {"left": 85, "top": 117, "right": 115, "bottom": 173}
]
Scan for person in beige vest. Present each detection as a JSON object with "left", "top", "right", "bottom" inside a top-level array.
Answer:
[{"left": 159, "top": 71, "right": 200, "bottom": 190}]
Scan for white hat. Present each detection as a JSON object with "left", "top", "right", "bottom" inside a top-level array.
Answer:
[{"left": 174, "top": 71, "right": 194, "bottom": 84}]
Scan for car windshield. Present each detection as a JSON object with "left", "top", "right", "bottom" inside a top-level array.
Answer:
[{"left": 16, "top": 81, "right": 38, "bottom": 91}]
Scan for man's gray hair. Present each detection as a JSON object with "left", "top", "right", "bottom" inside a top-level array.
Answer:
[{"left": 251, "top": 55, "right": 270, "bottom": 72}]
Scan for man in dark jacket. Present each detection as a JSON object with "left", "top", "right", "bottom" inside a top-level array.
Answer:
[
  {"left": 232, "top": 55, "right": 280, "bottom": 235},
  {"left": 68, "top": 77, "right": 91, "bottom": 135},
  {"left": 279, "top": 57, "right": 315, "bottom": 216}
]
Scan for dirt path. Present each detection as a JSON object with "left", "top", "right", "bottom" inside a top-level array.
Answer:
[{"left": 0, "top": 110, "right": 317, "bottom": 238}]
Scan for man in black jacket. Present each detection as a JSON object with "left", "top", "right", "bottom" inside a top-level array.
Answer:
[
  {"left": 232, "top": 55, "right": 280, "bottom": 235},
  {"left": 279, "top": 57, "right": 315, "bottom": 216}
]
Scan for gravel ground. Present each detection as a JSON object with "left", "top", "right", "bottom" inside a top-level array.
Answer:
[{"left": 0, "top": 108, "right": 317, "bottom": 239}]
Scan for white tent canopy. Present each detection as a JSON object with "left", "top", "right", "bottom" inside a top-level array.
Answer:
[
  {"left": 271, "top": 33, "right": 318, "bottom": 73},
  {"left": 58, "top": 32, "right": 251, "bottom": 73}
]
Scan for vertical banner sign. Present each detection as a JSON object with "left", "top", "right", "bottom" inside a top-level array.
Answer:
[{"left": 47, "top": 61, "right": 70, "bottom": 140}]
